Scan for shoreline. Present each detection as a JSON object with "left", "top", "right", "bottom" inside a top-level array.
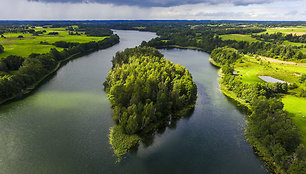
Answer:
[
  {"left": 0, "top": 39, "right": 119, "bottom": 105},
  {"left": 208, "top": 57, "right": 286, "bottom": 174}
]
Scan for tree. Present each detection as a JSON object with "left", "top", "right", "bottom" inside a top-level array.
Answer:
[{"left": 0, "top": 44, "right": 4, "bottom": 53}]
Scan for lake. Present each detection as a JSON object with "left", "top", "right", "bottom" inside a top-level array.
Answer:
[{"left": 0, "top": 30, "right": 268, "bottom": 174}]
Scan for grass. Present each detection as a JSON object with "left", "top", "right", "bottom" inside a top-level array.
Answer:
[
  {"left": 283, "top": 41, "right": 306, "bottom": 47},
  {"left": 234, "top": 55, "right": 306, "bottom": 145},
  {"left": 257, "top": 26, "right": 306, "bottom": 36},
  {"left": 282, "top": 96, "right": 306, "bottom": 145},
  {"left": 0, "top": 26, "right": 107, "bottom": 58},
  {"left": 109, "top": 125, "right": 141, "bottom": 161},
  {"left": 133, "top": 26, "right": 146, "bottom": 30},
  {"left": 219, "top": 34, "right": 258, "bottom": 42},
  {"left": 235, "top": 55, "right": 306, "bottom": 84}
]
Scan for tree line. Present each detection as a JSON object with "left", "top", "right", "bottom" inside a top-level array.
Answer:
[
  {"left": 0, "top": 44, "right": 3, "bottom": 53},
  {"left": 142, "top": 33, "right": 305, "bottom": 61},
  {"left": 211, "top": 47, "right": 306, "bottom": 173},
  {"left": 137, "top": 23, "right": 305, "bottom": 61},
  {"left": 0, "top": 34, "right": 119, "bottom": 103},
  {"left": 252, "top": 32, "right": 306, "bottom": 43}
]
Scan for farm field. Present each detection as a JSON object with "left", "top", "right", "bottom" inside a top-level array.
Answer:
[
  {"left": 0, "top": 26, "right": 107, "bottom": 58},
  {"left": 258, "top": 26, "right": 306, "bottom": 36},
  {"left": 219, "top": 34, "right": 257, "bottom": 42}
]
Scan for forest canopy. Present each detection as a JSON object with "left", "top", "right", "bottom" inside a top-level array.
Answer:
[{"left": 104, "top": 47, "right": 197, "bottom": 157}]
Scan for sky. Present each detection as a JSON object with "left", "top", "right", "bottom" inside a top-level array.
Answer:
[{"left": 0, "top": 0, "right": 305, "bottom": 21}]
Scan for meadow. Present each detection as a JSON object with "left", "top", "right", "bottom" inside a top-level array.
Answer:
[
  {"left": 235, "top": 55, "right": 306, "bottom": 83},
  {"left": 258, "top": 26, "right": 306, "bottom": 36},
  {"left": 234, "top": 55, "right": 306, "bottom": 144},
  {"left": 283, "top": 96, "right": 306, "bottom": 145},
  {"left": 219, "top": 34, "right": 257, "bottom": 42},
  {"left": 0, "top": 26, "right": 107, "bottom": 58}
]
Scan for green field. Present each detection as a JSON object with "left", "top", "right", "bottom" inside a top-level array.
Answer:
[
  {"left": 235, "top": 55, "right": 306, "bottom": 84},
  {"left": 283, "top": 96, "right": 306, "bottom": 145},
  {"left": 219, "top": 34, "right": 258, "bottom": 42},
  {"left": 0, "top": 27, "right": 107, "bottom": 58},
  {"left": 257, "top": 26, "right": 306, "bottom": 36},
  {"left": 235, "top": 55, "right": 306, "bottom": 145}
]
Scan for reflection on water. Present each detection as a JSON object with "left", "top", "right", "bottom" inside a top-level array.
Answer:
[{"left": 0, "top": 31, "right": 268, "bottom": 174}]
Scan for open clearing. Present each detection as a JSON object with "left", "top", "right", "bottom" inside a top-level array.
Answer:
[
  {"left": 235, "top": 55, "right": 306, "bottom": 145},
  {"left": 219, "top": 34, "right": 257, "bottom": 42},
  {"left": 283, "top": 96, "right": 306, "bottom": 145},
  {"left": 235, "top": 55, "right": 306, "bottom": 84},
  {"left": 257, "top": 27, "right": 306, "bottom": 35}
]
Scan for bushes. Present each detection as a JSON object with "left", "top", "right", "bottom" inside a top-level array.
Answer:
[
  {"left": 0, "top": 44, "right": 3, "bottom": 53},
  {"left": 210, "top": 47, "right": 241, "bottom": 66},
  {"left": 53, "top": 41, "right": 78, "bottom": 48}
]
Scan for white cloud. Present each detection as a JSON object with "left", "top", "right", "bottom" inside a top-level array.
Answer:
[{"left": 0, "top": 0, "right": 305, "bottom": 20}]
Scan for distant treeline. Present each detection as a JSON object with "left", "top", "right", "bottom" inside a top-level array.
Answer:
[
  {"left": 0, "top": 34, "right": 119, "bottom": 103},
  {"left": 252, "top": 32, "right": 306, "bottom": 43},
  {"left": 141, "top": 35, "right": 305, "bottom": 61},
  {"left": 108, "top": 22, "right": 302, "bottom": 61},
  {"left": 211, "top": 47, "right": 306, "bottom": 174}
]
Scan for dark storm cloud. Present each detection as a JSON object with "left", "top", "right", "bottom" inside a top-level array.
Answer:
[{"left": 28, "top": 0, "right": 282, "bottom": 7}]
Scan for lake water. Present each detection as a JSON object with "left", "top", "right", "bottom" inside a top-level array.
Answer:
[{"left": 0, "top": 30, "right": 268, "bottom": 174}]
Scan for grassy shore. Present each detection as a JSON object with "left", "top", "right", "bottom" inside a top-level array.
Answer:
[
  {"left": 209, "top": 58, "right": 252, "bottom": 110},
  {"left": 109, "top": 125, "right": 141, "bottom": 161},
  {"left": 209, "top": 57, "right": 289, "bottom": 173},
  {"left": 227, "top": 54, "right": 306, "bottom": 146},
  {"left": 0, "top": 50, "right": 91, "bottom": 105},
  {"left": 0, "top": 33, "right": 119, "bottom": 105}
]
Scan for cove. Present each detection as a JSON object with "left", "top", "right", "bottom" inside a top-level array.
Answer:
[{"left": 0, "top": 30, "right": 267, "bottom": 174}]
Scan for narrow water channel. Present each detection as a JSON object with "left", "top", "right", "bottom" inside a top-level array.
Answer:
[{"left": 0, "top": 30, "right": 267, "bottom": 174}]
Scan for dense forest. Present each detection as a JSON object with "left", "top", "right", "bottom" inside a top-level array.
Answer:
[
  {"left": 210, "top": 47, "right": 306, "bottom": 173},
  {"left": 104, "top": 47, "right": 197, "bottom": 157},
  {"left": 141, "top": 34, "right": 304, "bottom": 61},
  {"left": 0, "top": 33, "right": 119, "bottom": 103},
  {"left": 104, "top": 22, "right": 303, "bottom": 61}
]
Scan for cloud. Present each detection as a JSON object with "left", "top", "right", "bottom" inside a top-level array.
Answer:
[
  {"left": 0, "top": 0, "right": 305, "bottom": 20},
  {"left": 28, "top": 0, "right": 290, "bottom": 7}
]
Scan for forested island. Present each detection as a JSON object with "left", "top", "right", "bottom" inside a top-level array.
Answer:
[
  {"left": 0, "top": 24, "right": 119, "bottom": 104},
  {"left": 0, "top": 21, "right": 305, "bottom": 173},
  {"left": 112, "top": 21, "right": 306, "bottom": 173},
  {"left": 104, "top": 47, "right": 197, "bottom": 158}
]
